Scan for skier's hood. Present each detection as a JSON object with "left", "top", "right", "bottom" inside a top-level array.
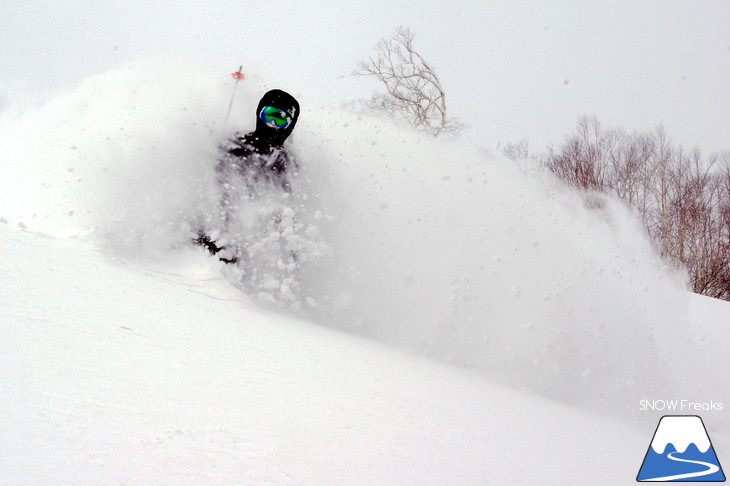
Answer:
[{"left": 250, "top": 89, "right": 300, "bottom": 151}]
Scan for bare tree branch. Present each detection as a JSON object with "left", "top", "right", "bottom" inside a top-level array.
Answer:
[
  {"left": 540, "top": 116, "right": 730, "bottom": 300},
  {"left": 355, "top": 27, "right": 464, "bottom": 136}
]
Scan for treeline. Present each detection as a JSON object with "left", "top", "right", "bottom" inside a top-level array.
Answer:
[{"left": 505, "top": 116, "right": 730, "bottom": 301}]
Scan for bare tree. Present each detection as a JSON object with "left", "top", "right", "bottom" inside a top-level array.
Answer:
[
  {"left": 540, "top": 116, "right": 730, "bottom": 301},
  {"left": 716, "top": 154, "right": 730, "bottom": 299},
  {"left": 502, "top": 139, "right": 531, "bottom": 161},
  {"left": 355, "top": 27, "right": 463, "bottom": 136}
]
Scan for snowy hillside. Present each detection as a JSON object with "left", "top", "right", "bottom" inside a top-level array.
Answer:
[
  {"left": 1, "top": 58, "right": 729, "bottom": 484},
  {"left": 1, "top": 205, "right": 728, "bottom": 485},
  {"left": 0, "top": 223, "right": 654, "bottom": 484}
]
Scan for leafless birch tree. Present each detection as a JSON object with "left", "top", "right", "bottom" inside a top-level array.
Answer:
[
  {"left": 355, "top": 27, "right": 463, "bottom": 137},
  {"left": 540, "top": 116, "right": 730, "bottom": 300}
]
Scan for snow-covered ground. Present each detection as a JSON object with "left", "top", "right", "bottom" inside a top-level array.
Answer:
[
  {"left": 0, "top": 223, "right": 725, "bottom": 485},
  {"left": 0, "top": 224, "right": 646, "bottom": 484},
  {"left": 1, "top": 58, "right": 728, "bottom": 484}
]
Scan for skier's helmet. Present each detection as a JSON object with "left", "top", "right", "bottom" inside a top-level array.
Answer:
[{"left": 254, "top": 89, "right": 300, "bottom": 146}]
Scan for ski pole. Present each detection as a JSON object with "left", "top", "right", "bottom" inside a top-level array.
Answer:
[{"left": 223, "top": 65, "right": 245, "bottom": 131}]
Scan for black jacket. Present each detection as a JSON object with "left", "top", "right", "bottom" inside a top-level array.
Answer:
[
  {"left": 217, "top": 89, "right": 300, "bottom": 193},
  {"left": 218, "top": 131, "right": 296, "bottom": 192},
  {"left": 196, "top": 90, "right": 301, "bottom": 260}
]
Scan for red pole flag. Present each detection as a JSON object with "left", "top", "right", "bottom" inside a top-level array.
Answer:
[{"left": 223, "top": 65, "right": 245, "bottom": 130}]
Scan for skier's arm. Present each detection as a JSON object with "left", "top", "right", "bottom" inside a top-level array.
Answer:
[
  {"left": 215, "top": 135, "right": 249, "bottom": 226},
  {"left": 269, "top": 148, "right": 298, "bottom": 193}
]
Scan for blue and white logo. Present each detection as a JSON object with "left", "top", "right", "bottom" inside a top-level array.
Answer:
[{"left": 637, "top": 415, "right": 725, "bottom": 482}]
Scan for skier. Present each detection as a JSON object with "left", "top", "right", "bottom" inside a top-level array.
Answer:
[{"left": 195, "top": 89, "right": 301, "bottom": 263}]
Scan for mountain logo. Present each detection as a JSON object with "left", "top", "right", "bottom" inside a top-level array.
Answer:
[{"left": 637, "top": 415, "right": 725, "bottom": 482}]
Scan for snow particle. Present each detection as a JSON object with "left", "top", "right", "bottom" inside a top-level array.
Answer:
[{"left": 562, "top": 79, "right": 570, "bottom": 86}]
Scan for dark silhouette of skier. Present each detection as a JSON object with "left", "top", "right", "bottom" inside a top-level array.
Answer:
[{"left": 196, "top": 89, "right": 301, "bottom": 262}]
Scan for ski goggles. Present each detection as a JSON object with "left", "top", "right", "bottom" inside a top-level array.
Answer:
[{"left": 259, "top": 106, "right": 292, "bottom": 129}]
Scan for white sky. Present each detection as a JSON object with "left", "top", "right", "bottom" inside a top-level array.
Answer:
[{"left": 2, "top": 0, "right": 729, "bottom": 152}]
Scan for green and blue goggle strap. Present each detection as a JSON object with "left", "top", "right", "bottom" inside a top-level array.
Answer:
[{"left": 259, "top": 106, "right": 292, "bottom": 129}]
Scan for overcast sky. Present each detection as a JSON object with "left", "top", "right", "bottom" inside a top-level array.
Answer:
[{"left": 2, "top": 0, "right": 729, "bottom": 153}]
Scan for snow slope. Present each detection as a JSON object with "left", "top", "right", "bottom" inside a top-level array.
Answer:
[
  {"left": 0, "top": 223, "right": 688, "bottom": 485},
  {"left": 1, "top": 58, "right": 729, "bottom": 484},
  {"left": 0, "top": 58, "right": 702, "bottom": 408}
]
